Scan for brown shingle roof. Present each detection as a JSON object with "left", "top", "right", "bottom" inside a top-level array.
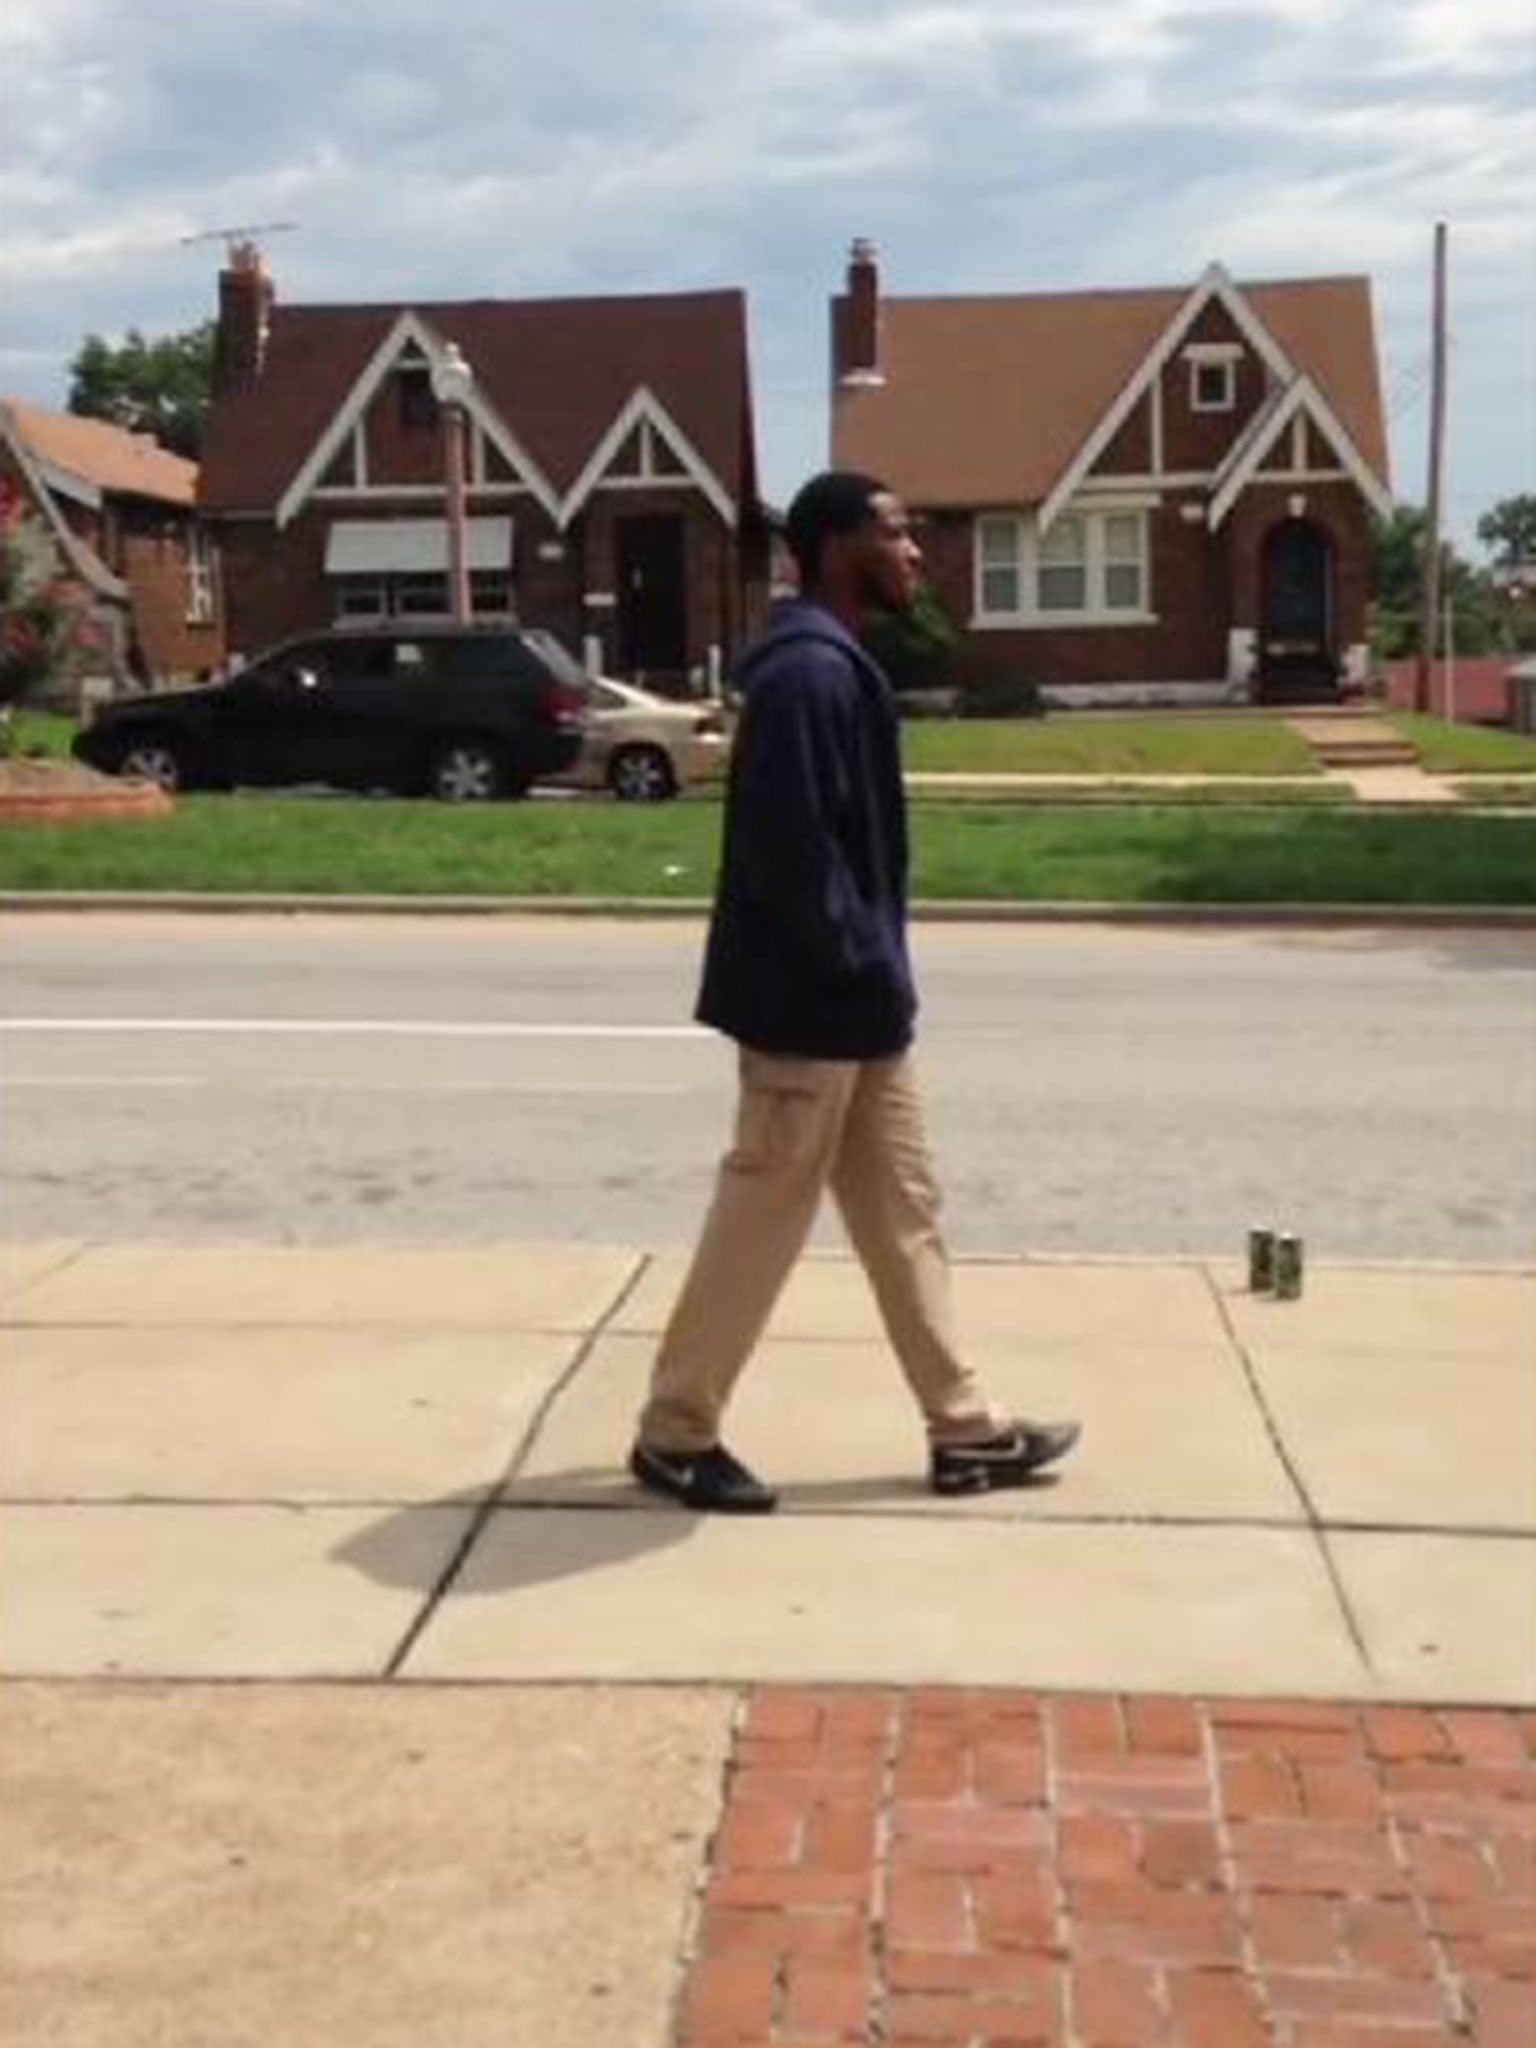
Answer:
[
  {"left": 1, "top": 399, "right": 198, "bottom": 506},
  {"left": 200, "top": 290, "right": 756, "bottom": 514},
  {"left": 832, "top": 274, "right": 1387, "bottom": 507}
]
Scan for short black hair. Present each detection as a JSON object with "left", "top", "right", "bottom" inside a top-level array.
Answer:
[{"left": 784, "top": 470, "right": 889, "bottom": 580}]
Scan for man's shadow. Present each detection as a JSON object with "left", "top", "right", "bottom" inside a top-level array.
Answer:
[{"left": 334, "top": 1466, "right": 1061, "bottom": 1598}]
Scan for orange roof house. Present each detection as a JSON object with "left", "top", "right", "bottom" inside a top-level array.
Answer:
[
  {"left": 0, "top": 398, "right": 223, "bottom": 684},
  {"left": 831, "top": 242, "right": 1392, "bottom": 705}
]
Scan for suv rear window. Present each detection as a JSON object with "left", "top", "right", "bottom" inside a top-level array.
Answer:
[
  {"left": 442, "top": 635, "right": 548, "bottom": 685},
  {"left": 520, "top": 630, "right": 587, "bottom": 687}
]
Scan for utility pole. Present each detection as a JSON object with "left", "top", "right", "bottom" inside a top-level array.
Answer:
[{"left": 1416, "top": 222, "right": 1448, "bottom": 715}]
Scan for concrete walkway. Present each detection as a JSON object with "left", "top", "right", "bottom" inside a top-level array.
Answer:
[{"left": 3, "top": 1240, "right": 1532, "bottom": 2045}]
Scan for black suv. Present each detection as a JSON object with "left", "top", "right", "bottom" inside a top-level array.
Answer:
[{"left": 73, "top": 625, "right": 588, "bottom": 800}]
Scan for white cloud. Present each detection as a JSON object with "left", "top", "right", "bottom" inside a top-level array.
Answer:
[{"left": 0, "top": 0, "right": 1530, "bottom": 538}]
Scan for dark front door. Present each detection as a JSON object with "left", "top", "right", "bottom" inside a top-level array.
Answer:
[
  {"left": 617, "top": 516, "right": 687, "bottom": 676},
  {"left": 1261, "top": 518, "right": 1335, "bottom": 702}
]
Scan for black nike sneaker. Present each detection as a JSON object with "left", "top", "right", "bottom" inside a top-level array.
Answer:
[
  {"left": 930, "top": 1420, "right": 1081, "bottom": 1496},
  {"left": 629, "top": 1441, "right": 779, "bottom": 1514}
]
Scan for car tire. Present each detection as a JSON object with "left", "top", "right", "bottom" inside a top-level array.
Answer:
[
  {"left": 608, "top": 744, "right": 676, "bottom": 802},
  {"left": 117, "top": 735, "right": 187, "bottom": 793},
  {"left": 428, "top": 737, "right": 507, "bottom": 802}
]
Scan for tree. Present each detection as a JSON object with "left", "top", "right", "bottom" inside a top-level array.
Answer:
[
  {"left": 68, "top": 320, "right": 215, "bottom": 459},
  {"left": 861, "top": 581, "right": 960, "bottom": 697},
  {"left": 0, "top": 481, "right": 95, "bottom": 738},
  {"left": 1369, "top": 504, "right": 1506, "bottom": 659},
  {"left": 1477, "top": 494, "right": 1536, "bottom": 569}
]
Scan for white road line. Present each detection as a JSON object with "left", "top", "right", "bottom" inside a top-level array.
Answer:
[{"left": 0, "top": 1018, "right": 707, "bottom": 1040}]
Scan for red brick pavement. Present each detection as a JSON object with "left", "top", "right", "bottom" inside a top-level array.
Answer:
[{"left": 674, "top": 1690, "right": 1536, "bottom": 2048}]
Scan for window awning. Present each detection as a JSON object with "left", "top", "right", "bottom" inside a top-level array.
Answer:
[{"left": 324, "top": 517, "right": 513, "bottom": 575}]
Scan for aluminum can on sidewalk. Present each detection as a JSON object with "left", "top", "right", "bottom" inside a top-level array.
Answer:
[
  {"left": 1274, "top": 1233, "right": 1304, "bottom": 1299},
  {"left": 1248, "top": 1227, "right": 1276, "bottom": 1293}
]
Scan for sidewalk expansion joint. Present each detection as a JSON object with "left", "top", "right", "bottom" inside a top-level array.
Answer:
[
  {"left": 1201, "top": 1264, "right": 1378, "bottom": 1680},
  {"left": 379, "top": 1252, "right": 653, "bottom": 1681}
]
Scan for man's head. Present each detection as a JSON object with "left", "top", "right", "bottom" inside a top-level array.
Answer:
[{"left": 784, "top": 470, "right": 922, "bottom": 621}]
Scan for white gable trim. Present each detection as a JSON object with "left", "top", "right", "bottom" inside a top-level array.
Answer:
[
  {"left": 274, "top": 311, "right": 560, "bottom": 529},
  {"left": 0, "top": 404, "right": 126, "bottom": 600},
  {"left": 1039, "top": 264, "right": 1296, "bottom": 535},
  {"left": 559, "top": 384, "right": 736, "bottom": 530},
  {"left": 1208, "top": 374, "right": 1392, "bottom": 528}
]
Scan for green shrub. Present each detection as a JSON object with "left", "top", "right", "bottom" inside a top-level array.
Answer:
[{"left": 959, "top": 673, "right": 1044, "bottom": 719}]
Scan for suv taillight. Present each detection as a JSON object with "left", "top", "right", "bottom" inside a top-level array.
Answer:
[{"left": 547, "top": 681, "right": 587, "bottom": 728}]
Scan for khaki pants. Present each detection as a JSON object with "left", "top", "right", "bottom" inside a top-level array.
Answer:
[{"left": 638, "top": 1048, "right": 1000, "bottom": 1453}]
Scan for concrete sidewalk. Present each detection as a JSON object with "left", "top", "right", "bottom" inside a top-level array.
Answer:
[{"left": 3, "top": 1240, "right": 1532, "bottom": 2046}]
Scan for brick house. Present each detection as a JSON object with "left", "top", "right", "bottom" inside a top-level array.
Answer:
[
  {"left": 200, "top": 250, "right": 769, "bottom": 691},
  {"left": 831, "top": 243, "right": 1393, "bottom": 705},
  {"left": 0, "top": 398, "right": 224, "bottom": 686}
]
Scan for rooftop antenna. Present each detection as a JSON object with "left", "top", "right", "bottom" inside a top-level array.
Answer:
[{"left": 179, "top": 221, "right": 298, "bottom": 266}]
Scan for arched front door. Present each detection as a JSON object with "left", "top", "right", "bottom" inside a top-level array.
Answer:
[{"left": 1261, "top": 518, "right": 1335, "bottom": 702}]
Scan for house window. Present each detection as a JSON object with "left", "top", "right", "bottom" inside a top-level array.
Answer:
[
  {"left": 335, "top": 578, "right": 387, "bottom": 620},
  {"left": 185, "top": 523, "right": 216, "bottom": 624},
  {"left": 1103, "top": 513, "right": 1147, "bottom": 611},
  {"left": 973, "top": 508, "right": 1153, "bottom": 623},
  {"left": 977, "top": 515, "right": 1021, "bottom": 615},
  {"left": 1190, "top": 358, "right": 1237, "bottom": 413},
  {"left": 330, "top": 572, "right": 513, "bottom": 624},
  {"left": 1037, "top": 516, "right": 1087, "bottom": 612},
  {"left": 394, "top": 575, "right": 450, "bottom": 617}
]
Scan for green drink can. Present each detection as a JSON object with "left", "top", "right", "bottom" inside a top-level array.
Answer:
[
  {"left": 1248, "top": 1227, "right": 1276, "bottom": 1293},
  {"left": 1274, "top": 1233, "right": 1304, "bottom": 1300}
]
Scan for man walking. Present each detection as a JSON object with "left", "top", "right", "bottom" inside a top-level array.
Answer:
[{"left": 631, "top": 471, "right": 1079, "bottom": 1514}]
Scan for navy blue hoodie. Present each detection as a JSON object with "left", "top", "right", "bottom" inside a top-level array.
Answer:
[{"left": 696, "top": 601, "right": 917, "bottom": 1059}]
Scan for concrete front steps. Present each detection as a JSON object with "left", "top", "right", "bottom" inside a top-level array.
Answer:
[{"left": 1285, "top": 712, "right": 1421, "bottom": 769}]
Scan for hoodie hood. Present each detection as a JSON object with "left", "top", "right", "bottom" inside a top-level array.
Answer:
[{"left": 737, "top": 598, "right": 889, "bottom": 691}]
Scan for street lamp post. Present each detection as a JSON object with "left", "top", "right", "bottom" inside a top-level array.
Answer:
[{"left": 430, "top": 342, "right": 475, "bottom": 625}]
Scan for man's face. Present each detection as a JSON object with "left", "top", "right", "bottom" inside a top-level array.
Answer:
[{"left": 851, "top": 492, "right": 923, "bottom": 614}]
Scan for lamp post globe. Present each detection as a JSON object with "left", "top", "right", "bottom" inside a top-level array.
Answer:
[{"left": 430, "top": 341, "right": 475, "bottom": 412}]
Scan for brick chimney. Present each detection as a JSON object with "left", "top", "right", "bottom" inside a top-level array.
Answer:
[
  {"left": 835, "top": 237, "right": 884, "bottom": 387},
  {"left": 213, "top": 242, "right": 273, "bottom": 396}
]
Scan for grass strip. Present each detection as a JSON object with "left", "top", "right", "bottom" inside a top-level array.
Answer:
[
  {"left": 901, "top": 714, "right": 1319, "bottom": 775},
  {"left": 904, "top": 780, "right": 1350, "bottom": 807},
  {"left": 1385, "top": 712, "right": 1536, "bottom": 773},
  {"left": 1454, "top": 780, "right": 1536, "bottom": 809},
  {"left": 3, "top": 796, "right": 1534, "bottom": 905}
]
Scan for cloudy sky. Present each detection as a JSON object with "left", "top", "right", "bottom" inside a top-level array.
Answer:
[{"left": 2, "top": 0, "right": 1531, "bottom": 546}]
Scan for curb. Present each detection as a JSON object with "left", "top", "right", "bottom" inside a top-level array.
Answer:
[{"left": 3, "top": 891, "right": 1534, "bottom": 929}]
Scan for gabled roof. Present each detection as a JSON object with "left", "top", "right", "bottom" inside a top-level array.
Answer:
[
  {"left": 1208, "top": 373, "right": 1393, "bottom": 528},
  {"left": 0, "top": 402, "right": 129, "bottom": 599},
  {"left": 832, "top": 271, "right": 1388, "bottom": 512},
  {"left": 200, "top": 289, "right": 758, "bottom": 527},
  {"left": 0, "top": 398, "right": 198, "bottom": 508}
]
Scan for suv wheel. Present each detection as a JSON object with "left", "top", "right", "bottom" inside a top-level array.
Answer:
[
  {"left": 608, "top": 744, "right": 676, "bottom": 802},
  {"left": 118, "top": 737, "right": 185, "bottom": 793},
  {"left": 428, "top": 737, "right": 507, "bottom": 802}
]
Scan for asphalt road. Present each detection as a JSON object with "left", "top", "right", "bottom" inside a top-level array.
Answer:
[{"left": 1, "top": 912, "right": 1532, "bottom": 1263}]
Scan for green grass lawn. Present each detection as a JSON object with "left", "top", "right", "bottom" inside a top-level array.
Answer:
[
  {"left": 1455, "top": 780, "right": 1536, "bottom": 808},
  {"left": 15, "top": 708, "right": 1321, "bottom": 778},
  {"left": 901, "top": 715, "right": 1319, "bottom": 775},
  {"left": 1386, "top": 713, "right": 1536, "bottom": 774},
  {"left": 3, "top": 794, "right": 1532, "bottom": 905}
]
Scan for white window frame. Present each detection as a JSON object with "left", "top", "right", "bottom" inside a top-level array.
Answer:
[
  {"left": 185, "top": 522, "right": 216, "bottom": 625},
  {"left": 329, "top": 570, "right": 514, "bottom": 625},
  {"left": 1185, "top": 342, "right": 1242, "bottom": 415},
  {"left": 972, "top": 504, "right": 1154, "bottom": 628}
]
